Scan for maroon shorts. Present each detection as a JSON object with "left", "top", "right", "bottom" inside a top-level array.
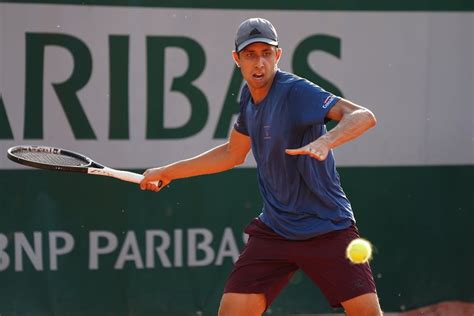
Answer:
[{"left": 224, "top": 218, "right": 377, "bottom": 308}]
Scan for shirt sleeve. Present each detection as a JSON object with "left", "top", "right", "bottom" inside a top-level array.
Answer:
[
  {"left": 233, "top": 85, "right": 250, "bottom": 136},
  {"left": 289, "top": 79, "right": 340, "bottom": 126}
]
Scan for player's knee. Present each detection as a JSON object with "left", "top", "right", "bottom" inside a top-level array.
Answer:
[
  {"left": 356, "top": 306, "right": 382, "bottom": 316},
  {"left": 218, "top": 293, "right": 266, "bottom": 316},
  {"left": 218, "top": 303, "right": 264, "bottom": 316},
  {"left": 344, "top": 305, "right": 382, "bottom": 316},
  {"left": 342, "top": 293, "right": 382, "bottom": 316}
]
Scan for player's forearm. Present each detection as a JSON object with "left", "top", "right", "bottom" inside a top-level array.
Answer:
[
  {"left": 163, "top": 143, "right": 244, "bottom": 181},
  {"left": 320, "top": 108, "right": 376, "bottom": 149}
]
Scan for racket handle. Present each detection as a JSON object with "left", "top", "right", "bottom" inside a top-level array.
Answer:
[{"left": 89, "top": 167, "right": 162, "bottom": 187}]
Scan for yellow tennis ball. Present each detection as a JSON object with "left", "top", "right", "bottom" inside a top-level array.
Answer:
[{"left": 346, "top": 238, "right": 372, "bottom": 264}]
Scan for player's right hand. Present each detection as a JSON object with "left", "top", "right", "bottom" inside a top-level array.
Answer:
[{"left": 140, "top": 167, "right": 170, "bottom": 192}]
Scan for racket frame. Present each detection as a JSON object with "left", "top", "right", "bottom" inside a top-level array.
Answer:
[{"left": 7, "top": 145, "right": 101, "bottom": 173}]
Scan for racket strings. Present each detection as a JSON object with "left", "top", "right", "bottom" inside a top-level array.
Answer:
[{"left": 14, "top": 152, "right": 89, "bottom": 167}]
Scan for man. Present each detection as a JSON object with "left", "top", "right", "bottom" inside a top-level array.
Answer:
[{"left": 141, "top": 18, "right": 382, "bottom": 316}]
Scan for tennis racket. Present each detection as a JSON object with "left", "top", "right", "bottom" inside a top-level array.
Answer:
[{"left": 7, "top": 145, "right": 161, "bottom": 187}]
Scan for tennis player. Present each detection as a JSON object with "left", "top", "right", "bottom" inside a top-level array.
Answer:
[{"left": 141, "top": 18, "right": 382, "bottom": 316}]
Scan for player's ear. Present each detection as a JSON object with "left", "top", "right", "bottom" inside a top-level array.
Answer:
[
  {"left": 275, "top": 47, "right": 282, "bottom": 63},
  {"left": 232, "top": 51, "right": 241, "bottom": 68}
]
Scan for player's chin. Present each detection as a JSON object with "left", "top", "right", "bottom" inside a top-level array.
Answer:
[{"left": 248, "top": 78, "right": 268, "bottom": 89}]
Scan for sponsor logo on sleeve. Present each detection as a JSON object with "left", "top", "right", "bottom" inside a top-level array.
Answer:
[{"left": 322, "top": 95, "right": 335, "bottom": 108}]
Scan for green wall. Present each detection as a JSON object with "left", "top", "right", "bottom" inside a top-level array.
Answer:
[{"left": 0, "top": 166, "right": 472, "bottom": 315}]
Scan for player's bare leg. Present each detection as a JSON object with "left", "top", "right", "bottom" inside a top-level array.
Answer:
[
  {"left": 341, "top": 292, "right": 382, "bottom": 316},
  {"left": 218, "top": 293, "right": 266, "bottom": 316}
]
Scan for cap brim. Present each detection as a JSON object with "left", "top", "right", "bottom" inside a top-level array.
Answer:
[{"left": 237, "top": 37, "right": 278, "bottom": 52}]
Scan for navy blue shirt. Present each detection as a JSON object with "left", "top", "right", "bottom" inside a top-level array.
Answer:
[{"left": 234, "top": 70, "right": 354, "bottom": 240}]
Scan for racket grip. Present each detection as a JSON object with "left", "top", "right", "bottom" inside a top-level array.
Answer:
[{"left": 90, "top": 167, "right": 162, "bottom": 187}]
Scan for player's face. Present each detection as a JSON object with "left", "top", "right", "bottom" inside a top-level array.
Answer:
[{"left": 233, "top": 43, "right": 282, "bottom": 91}]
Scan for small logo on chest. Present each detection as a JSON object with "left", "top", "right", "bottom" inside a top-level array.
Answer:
[{"left": 263, "top": 125, "right": 271, "bottom": 140}]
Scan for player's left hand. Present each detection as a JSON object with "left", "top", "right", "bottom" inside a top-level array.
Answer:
[{"left": 285, "top": 138, "right": 331, "bottom": 161}]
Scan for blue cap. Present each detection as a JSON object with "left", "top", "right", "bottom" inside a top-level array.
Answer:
[{"left": 235, "top": 18, "right": 278, "bottom": 52}]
